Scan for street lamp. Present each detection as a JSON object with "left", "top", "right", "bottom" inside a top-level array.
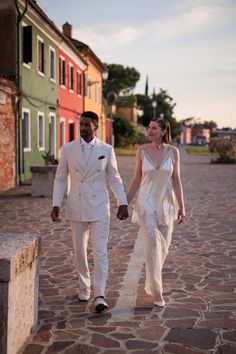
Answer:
[
  {"left": 102, "top": 71, "right": 108, "bottom": 81},
  {"left": 152, "top": 101, "right": 157, "bottom": 118}
]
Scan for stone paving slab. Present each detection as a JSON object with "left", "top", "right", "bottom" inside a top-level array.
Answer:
[{"left": 0, "top": 148, "right": 236, "bottom": 353}]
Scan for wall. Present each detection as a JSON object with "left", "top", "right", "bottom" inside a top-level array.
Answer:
[
  {"left": 58, "top": 47, "right": 84, "bottom": 147},
  {"left": 84, "top": 57, "right": 104, "bottom": 140},
  {"left": 116, "top": 106, "right": 138, "bottom": 124},
  {"left": 19, "top": 17, "right": 58, "bottom": 181},
  {"left": 0, "top": 78, "right": 16, "bottom": 192},
  {"left": 192, "top": 127, "right": 210, "bottom": 143},
  {"left": 0, "top": 2, "right": 16, "bottom": 78},
  {"left": 180, "top": 126, "right": 192, "bottom": 145}
]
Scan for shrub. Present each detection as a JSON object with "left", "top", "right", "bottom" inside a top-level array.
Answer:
[{"left": 210, "top": 136, "right": 236, "bottom": 163}]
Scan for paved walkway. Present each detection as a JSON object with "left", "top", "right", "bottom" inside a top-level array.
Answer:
[{"left": 1, "top": 149, "right": 236, "bottom": 354}]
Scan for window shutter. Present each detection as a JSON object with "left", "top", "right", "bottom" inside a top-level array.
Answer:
[
  {"left": 23, "top": 26, "right": 32, "bottom": 63},
  {"left": 42, "top": 42, "right": 44, "bottom": 73}
]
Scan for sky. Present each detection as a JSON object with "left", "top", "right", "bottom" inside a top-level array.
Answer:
[{"left": 37, "top": 0, "right": 236, "bottom": 128}]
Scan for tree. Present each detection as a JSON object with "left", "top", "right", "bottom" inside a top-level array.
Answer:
[
  {"left": 113, "top": 116, "right": 138, "bottom": 147},
  {"left": 136, "top": 89, "right": 180, "bottom": 140},
  {"left": 179, "top": 117, "right": 218, "bottom": 130},
  {"left": 203, "top": 120, "right": 218, "bottom": 129},
  {"left": 103, "top": 63, "right": 140, "bottom": 97}
]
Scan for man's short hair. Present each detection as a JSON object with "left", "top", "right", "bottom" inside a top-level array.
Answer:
[{"left": 81, "top": 111, "right": 99, "bottom": 125}]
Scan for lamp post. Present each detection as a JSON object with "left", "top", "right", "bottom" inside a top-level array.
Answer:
[{"left": 152, "top": 101, "right": 157, "bottom": 118}]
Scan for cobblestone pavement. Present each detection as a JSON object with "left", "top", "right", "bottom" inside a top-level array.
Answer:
[{"left": 1, "top": 148, "right": 236, "bottom": 354}]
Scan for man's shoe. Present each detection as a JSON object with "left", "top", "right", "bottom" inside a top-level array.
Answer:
[
  {"left": 94, "top": 296, "right": 108, "bottom": 313},
  {"left": 78, "top": 289, "right": 90, "bottom": 302}
]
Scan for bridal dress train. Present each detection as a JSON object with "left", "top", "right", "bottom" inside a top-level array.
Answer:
[{"left": 132, "top": 146, "right": 178, "bottom": 296}]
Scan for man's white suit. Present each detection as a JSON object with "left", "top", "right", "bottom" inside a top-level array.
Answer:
[{"left": 52, "top": 137, "right": 127, "bottom": 298}]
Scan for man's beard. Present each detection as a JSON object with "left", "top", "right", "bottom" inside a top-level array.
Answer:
[{"left": 81, "top": 133, "right": 94, "bottom": 142}]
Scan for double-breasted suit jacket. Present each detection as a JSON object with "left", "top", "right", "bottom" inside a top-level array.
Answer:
[{"left": 53, "top": 137, "right": 128, "bottom": 222}]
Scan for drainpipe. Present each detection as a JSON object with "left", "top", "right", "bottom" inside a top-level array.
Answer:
[{"left": 14, "top": 0, "right": 28, "bottom": 185}]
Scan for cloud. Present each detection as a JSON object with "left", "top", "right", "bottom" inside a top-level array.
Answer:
[
  {"left": 147, "top": 1, "right": 236, "bottom": 43},
  {"left": 74, "top": 0, "right": 236, "bottom": 54},
  {"left": 74, "top": 26, "right": 143, "bottom": 54}
]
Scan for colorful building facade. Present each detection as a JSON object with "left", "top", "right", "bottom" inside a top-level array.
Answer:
[
  {"left": 62, "top": 23, "right": 108, "bottom": 141},
  {"left": 0, "top": 0, "right": 109, "bottom": 189},
  {"left": 58, "top": 42, "right": 86, "bottom": 149}
]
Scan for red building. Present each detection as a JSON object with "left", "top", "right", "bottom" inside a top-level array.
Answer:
[{"left": 58, "top": 44, "right": 86, "bottom": 148}]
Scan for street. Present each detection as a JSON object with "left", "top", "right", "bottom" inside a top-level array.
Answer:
[{"left": 1, "top": 149, "right": 236, "bottom": 354}]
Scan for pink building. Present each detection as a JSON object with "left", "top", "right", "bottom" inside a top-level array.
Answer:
[{"left": 180, "top": 126, "right": 192, "bottom": 144}]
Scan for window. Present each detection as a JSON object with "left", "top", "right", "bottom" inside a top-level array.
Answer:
[
  {"left": 22, "top": 25, "right": 32, "bottom": 65},
  {"left": 37, "top": 112, "right": 45, "bottom": 150},
  {"left": 95, "top": 83, "right": 98, "bottom": 104},
  {"left": 68, "top": 63, "right": 74, "bottom": 91},
  {"left": 87, "top": 77, "right": 92, "bottom": 99},
  {"left": 77, "top": 71, "right": 82, "bottom": 95},
  {"left": 22, "top": 108, "right": 31, "bottom": 151},
  {"left": 59, "top": 57, "right": 66, "bottom": 86},
  {"left": 49, "top": 46, "right": 56, "bottom": 81},
  {"left": 84, "top": 73, "right": 88, "bottom": 96},
  {"left": 99, "top": 86, "right": 102, "bottom": 105},
  {"left": 69, "top": 121, "right": 74, "bottom": 141},
  {"left": 60, "top": 119, "right": 65, "bottom": 147},
  {"left": 49, "top": 113, "right": 56, "bottom": 156},
  {"left": 37, "top": 36, "right": 44, "bottom": 74},
  {"left": 98, "top": 86, "right": 102, "bottom": 105}
]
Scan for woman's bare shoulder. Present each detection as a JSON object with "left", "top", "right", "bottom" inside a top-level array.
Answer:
[
  {"left": 169, "top": 145, "right": 180, "bottom": 159},
  {"left": 139, "top": 143, "right": 150, "bottom": 152},
  {"left": 137, "top": 143, "right": 148, "bottom": 152},
  {"left": 169, "top": 144, "right": 179, "bottom": 153}
]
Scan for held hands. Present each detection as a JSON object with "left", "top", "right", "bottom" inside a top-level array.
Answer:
[
  {"left": 178, "top": 208, "right": 186, "bottom": 224},
  {"left": 51, "top": 206, "right": 60, "bottom": 222},
  {"left": 117, "top": 205, "right": 129, "bottom": 220}
]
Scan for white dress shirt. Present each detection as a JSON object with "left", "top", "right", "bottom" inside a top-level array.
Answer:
[{"left": 80, "top": 137, "right": 95, "bottom": 164}]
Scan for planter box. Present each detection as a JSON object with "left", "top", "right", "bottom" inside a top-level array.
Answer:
[
  {"left": 0, "top": 233, "right": 41, "bottom": 354},
  {"left": 30, "top": 165, "right": 57, "bottom": 197}
]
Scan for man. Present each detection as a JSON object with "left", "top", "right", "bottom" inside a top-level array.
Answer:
[{"left": 51, "top": 111, "right": 128, "bottom": 313}]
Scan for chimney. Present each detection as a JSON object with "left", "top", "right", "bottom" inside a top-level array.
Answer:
[{"left": 62, "top": 22, "right": 72, "bottom": 38}]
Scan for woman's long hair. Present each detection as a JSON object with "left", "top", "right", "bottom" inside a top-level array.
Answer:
[{"left": 151, "top": 117, "right": 171, "bottom": 144}]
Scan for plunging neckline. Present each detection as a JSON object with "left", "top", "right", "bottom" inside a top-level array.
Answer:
[{"left": 142, "top": 145, "right": 170, "bottom": 170}]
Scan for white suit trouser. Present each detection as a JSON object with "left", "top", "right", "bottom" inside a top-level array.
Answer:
[{"left": 70, "top": 220, "right": 109, "bottom": 298}]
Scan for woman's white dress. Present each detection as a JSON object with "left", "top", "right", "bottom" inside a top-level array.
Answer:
[{"left": 132, "top": 146, "right": 178, "bottom": 296}]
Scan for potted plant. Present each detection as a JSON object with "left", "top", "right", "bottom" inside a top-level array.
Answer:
[{"left": 42, "top": 151, "right": 58, "bottom": 165}]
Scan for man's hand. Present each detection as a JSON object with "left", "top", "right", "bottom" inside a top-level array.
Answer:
[
  {"left": 117, "top": 205, "right": 129, "bottom": 220},
  {"left": 51, "top": 206, "right": 60, "bottom": 222}
]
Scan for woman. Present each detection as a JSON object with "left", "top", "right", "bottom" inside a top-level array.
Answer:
[{"left": 127, "top": 118, "right": 185, "bottom": 307}]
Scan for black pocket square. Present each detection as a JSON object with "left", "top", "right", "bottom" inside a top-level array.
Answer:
[{"left": 98, "top": 155, "right": 105, "bottom": 160}]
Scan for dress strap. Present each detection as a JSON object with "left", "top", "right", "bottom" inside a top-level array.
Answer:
[{"left": 169, "top": 145, "right": 174, "bottom": 162}]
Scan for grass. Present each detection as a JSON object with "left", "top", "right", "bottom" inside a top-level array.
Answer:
[
  {"left": 114, "top": 146, "right": 137, "bottom": 156},
  {"left": 185, "top": 146, "right": 216, "bottom": 156},
  {"left": 115, "top": 145, "right": 217, "bottom": 156}
]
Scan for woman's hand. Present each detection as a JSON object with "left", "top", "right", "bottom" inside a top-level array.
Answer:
[{"left": 178, "top": 208, "right": 186, "bottom": 224}]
